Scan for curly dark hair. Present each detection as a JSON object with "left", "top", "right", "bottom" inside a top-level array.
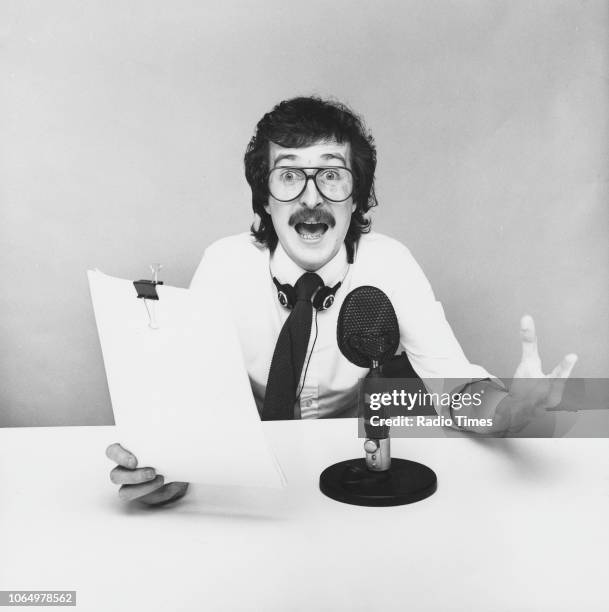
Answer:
[{"left": 244, "top": 96, "right": 378, "bottom": 263}]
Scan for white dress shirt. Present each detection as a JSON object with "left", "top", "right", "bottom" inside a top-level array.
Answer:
[{"left": 190, "top": 231, "right": 493, "bottom": 418}]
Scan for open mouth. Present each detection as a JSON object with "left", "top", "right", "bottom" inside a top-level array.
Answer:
[{"left": 295, "top": 222, "right": 329, "bottom": 241}]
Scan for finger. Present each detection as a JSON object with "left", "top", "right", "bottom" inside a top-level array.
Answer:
[
  {"left": 136, "top": 482, "right": 190, "bottom": 506},
  {"left": 546, "top": 354, "right": 578, "bottom": 408},
  {"left": 118, "top": 475, "right": 165, "bottom": 502},
  {"left": 549, "top": 353, "right": 578, "bottom": 379},
  {"left": 106, "top": 443, "right": 138, "bottom": 469},
  {"left": 110, "top": 466, "right": 156, "bottom": 485},
  {"left": 520, "top": 314, "right": 540, "bottom": 362}
]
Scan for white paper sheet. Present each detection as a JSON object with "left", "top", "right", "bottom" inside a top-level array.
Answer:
[{"left": 88, "top": 270, "right": 286, "bottom": 488}]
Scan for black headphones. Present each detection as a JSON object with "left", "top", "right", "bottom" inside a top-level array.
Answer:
[{"left": 272, "top": 277, "right": 342, "bottom": 311}]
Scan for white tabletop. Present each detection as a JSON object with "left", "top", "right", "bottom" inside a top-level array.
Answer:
[{"left": 0, "top": 419, "right": 607, "bottom": 612}]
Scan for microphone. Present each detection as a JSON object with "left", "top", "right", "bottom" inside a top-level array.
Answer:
[
  {"left": 319, "top": 286, "right": 437, "bottom": 506},
  {"left": 336, "top": 284, "right": 399, "bottom": 470}
]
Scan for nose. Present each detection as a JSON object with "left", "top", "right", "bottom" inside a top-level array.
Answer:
[{"left": 299, "top": 176, "right": 323, "bottom": 209}]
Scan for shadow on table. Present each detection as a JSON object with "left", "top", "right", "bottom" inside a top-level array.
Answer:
[{"left": 109, "top": 482, "right": 301, "bottom": 521}]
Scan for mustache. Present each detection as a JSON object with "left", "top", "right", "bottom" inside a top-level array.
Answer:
[{"left": 289, "top": 209, "right": 336, "bottom": 228}]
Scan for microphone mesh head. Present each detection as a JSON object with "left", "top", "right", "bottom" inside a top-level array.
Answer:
[{"left": 336, "top": 285, "right": 400, "bottom": 367}]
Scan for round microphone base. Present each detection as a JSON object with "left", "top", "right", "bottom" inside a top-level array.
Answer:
[{"left": 319, "top": 458, "right": 437, "bottom": 507}]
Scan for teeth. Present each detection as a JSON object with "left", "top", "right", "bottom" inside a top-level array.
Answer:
[{"left": 295, "top": 221, "right": 327, "bottom": 241}]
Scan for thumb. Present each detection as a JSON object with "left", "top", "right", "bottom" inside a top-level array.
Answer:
[{"left": 547, "top": 354, "right": 578, "bottom": 407}]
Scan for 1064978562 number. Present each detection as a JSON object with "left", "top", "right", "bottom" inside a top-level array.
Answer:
[{"left": 0, "top": 591, "right": 76, "bottom": 606}]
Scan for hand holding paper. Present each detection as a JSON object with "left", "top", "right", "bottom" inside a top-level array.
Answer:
[
  {"left": 106, "top": 442, "right": 189, "bottom": 505},
  {"left": 88, "top": 270, "right": 285, "bottom": 496}
]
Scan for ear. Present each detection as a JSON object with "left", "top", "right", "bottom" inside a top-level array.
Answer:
[
  {"left": 351, "top": 201, "right": 356, "bottom": 214},
  {"left": 264, "top": 201, "right": 271, "bottom": 215}
]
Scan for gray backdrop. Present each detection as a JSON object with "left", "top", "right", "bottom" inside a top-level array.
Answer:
[{"left": 1, "top": 0, "right": 607, "bottom": 426}]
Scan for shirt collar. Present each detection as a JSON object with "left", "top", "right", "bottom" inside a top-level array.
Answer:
[{"left": 270, "top": 241, "right": 348, "bottom": 287}]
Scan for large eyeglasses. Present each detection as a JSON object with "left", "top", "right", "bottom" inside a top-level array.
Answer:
[{"left": 268, "top": 166, "right": 354, "bottom": 203}]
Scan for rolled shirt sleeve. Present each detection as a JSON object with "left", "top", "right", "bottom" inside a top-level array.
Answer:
[{"left": 370, "top": 238, "right": 506, "bottom": 416}]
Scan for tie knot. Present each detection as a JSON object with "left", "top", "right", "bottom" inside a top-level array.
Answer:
[{"left": 294, "top": 272, "right": 323, "bottom": 302}]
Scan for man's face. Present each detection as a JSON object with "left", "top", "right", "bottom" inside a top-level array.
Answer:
[{"left": 264, "top": 141, "right": 356, "bottom": 272}]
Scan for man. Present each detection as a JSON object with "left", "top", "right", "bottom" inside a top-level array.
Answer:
[{"left": 106, "top": 96, "right": 577, "bottom": 505}]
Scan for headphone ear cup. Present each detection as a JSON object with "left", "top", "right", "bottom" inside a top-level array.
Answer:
[
  {"left": 313, "top": 286, "right": 334, "bottom": 311},
  {"left": 277, "top": 290, "right": 289, "bottom": 308},
  {"left": 322, "top": 293, "right": 335, "bottom": 310},
  {"left": 273, "top": 279, "right": 296, "bottom": 309}
]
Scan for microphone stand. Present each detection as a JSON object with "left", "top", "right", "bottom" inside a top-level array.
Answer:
[
  {"left": 319, "top": 358, "right": 437, "bottom": 507},
  {"left": 363, "top": 359, "right": 391, "bottom": 472}
]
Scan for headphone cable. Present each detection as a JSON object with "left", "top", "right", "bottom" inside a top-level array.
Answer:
[{"left": 296, "top": 308, "right": 319, "bottom": 403}]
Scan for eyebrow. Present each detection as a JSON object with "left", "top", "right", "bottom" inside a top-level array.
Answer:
[
  {"left": 272, "top": 152, "right": 348, "bottom": 167},
  {"left": 321, "top": 153, "right": 347, "bottom": 165},
  {"left": 272, "top": 154, "right": 298, "bottom": 167}
]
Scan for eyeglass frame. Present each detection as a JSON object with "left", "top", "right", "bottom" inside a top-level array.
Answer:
[{"left": 267, "top": 166, "right": 354, "bottom": 203}]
